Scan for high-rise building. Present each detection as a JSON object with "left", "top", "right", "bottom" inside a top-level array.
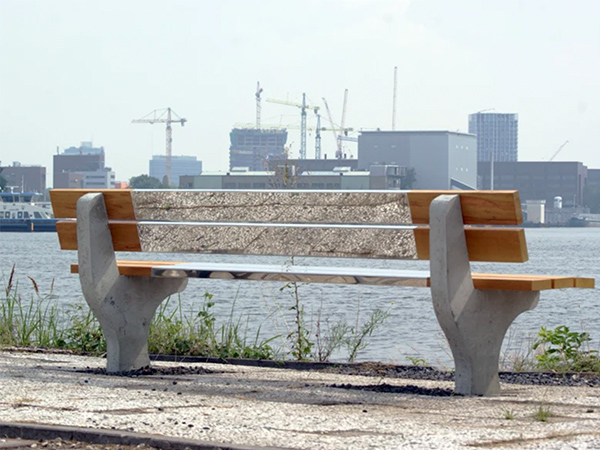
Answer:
[
  {"left": 149, "top": 155, "right": 203, "bottom": 187},
  {"left": 53, "top": 142, "right": 115, "bottom": 188},
  {"left": 468, "top": 112, "right": 519, "bottom": 162},
  {"left": 229, "top": 128, "right": 288, "bottom": 171}
]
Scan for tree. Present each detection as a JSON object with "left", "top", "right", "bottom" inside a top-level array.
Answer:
[
  {"left": 129, "top": 174, "right": 165, "bottom": 189},
  {"left": 583, "top": 185, "right": 600, "bottom": 213},
  {"left": 401, "top": 167, "right": 417, "bottom": 189},
  {"left": 0, "top": 167, "right": 6, "bottom": 192}
]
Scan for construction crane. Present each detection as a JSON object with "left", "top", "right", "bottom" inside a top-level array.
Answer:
[
  {"left": 266, "top": 93, "right": 319, "bottom": 159},
  {"left": 255, "top": 82, "right": 263, "bottom": 129},
  {"left": 323, "top": 91, "right": 352, "bottom": 159},
  {"left": 321, "top": 98, "right": 340, "bottom": 157},
  {"left": 392, "top": 66, "right": 398, "bottom": 130},
  {"left": 132, "top": 108, "right": 186, "bottom": 186},
  {"left": 339, "top": 89, "right": 349, "bottom": 158},
  {"left": 548, "top": 140, "right": 569, "bottom": 161}
]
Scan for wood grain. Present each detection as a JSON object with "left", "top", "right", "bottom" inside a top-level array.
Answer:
[
  {"left": 50, "top": 189, "right": 523, "bottom": 225},
  {"left": 413, "top": 226, "right": 528, "bottom": 262},
  {"left": 50, "top": 189, "right": 135, "bottom": 219},
  {"left": 407, "top": 190, "right": 523, "bottom": 225},
  {"left": 56, "top": 221, "right": 142, "bottom": 251},
  {"left": 58, "top": 220, "right": 528, "bottom": 262},
  {"left": 69, "top": 261, "right": 594, "bottom": 291}
]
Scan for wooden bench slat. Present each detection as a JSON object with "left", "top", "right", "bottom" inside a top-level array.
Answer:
[
  {"left": 407, "top": 190, "right": 523, "bottom": 225},
  {"left": 50, "top": 189, "right": 523, "bottom": 225},
  {"left": 57, "top": 221, "right": 529, "bottom": 262},
  {"left": 69, "top": 261, "right": 594, "bottom": 291}
]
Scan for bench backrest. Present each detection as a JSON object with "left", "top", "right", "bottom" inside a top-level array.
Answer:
[{"left": 50, "top": 189, "right": 527, "bottom": 262}]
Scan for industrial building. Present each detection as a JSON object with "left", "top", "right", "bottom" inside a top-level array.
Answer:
[
  {"left": 357, "top": 130, "right": 477, "bottom": 190},
  {"left": 229, "top": 128, "right": 288, "bottom": 171},
  {"left": 468, "top": 112, "right": 519, "bottom": 162},
  {"left": 0, "top": 162, "right": 46, "bottom": 193},
  {"left": 179, "top": 165, "right": 402, "bottom": 191},
  {"left": 149, "top": 155, "right": 203, "bottom": 187},
  {"left": 477, "top": 161, "right": 587, "bottom": 207},
  {"left": 53, "top": 142, "right": 115, "bottom": 189}
]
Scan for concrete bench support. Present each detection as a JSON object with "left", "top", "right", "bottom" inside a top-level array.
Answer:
[
  {"left": 76, "top": 193, "right": 187, "bottom": 373},
  {"left": 429, "top": 195, "right": 540, "bottom": 395}
]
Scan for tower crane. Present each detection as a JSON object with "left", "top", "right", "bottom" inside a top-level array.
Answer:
[
  {"left": 255, "top": 82, "right": 263, "bottom": 129},
  {"left": 548, "top": 140, "right": 569, "bottom": 162},
  {"left": 339, "top": 89, "right": 349, "bottom": 158},
  {"left": 392, "top": 66, "right": 398, "bottom": 130},
  {"left": 132, "top": 108, "right": 186, "bottom": 186},
  {"left": 321, "top": 98, "right": 340, "bottom": 154},
  {"left": 266, "top": 94, "right": 319, "bottom": 159},
  {"left": 323, "top": 91, "right": 353, "bottom": 159}
]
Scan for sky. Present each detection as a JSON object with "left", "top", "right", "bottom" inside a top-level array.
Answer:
[{"left": 1, "top": 0, "right": 599, "bottom": 186}]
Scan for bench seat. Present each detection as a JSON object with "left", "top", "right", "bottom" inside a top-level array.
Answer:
[{"left": 69, "top": 261, "right": 594, "bottom": 291}]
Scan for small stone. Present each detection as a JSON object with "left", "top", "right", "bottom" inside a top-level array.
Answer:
[
  {"left": 203, "top": 426, "right": 210, "bottom": 430},
  {"left": 363, "top": 409, "right": 368, "bottom": 413},
  {"left": 586, "top": 409, "right": 595, "bottom": 413},
  {"left": 173, "top": 381, "right": 178, "bottom": 385},
  {"left": 188, "top": 424, "right": 194, "bottom": 428}
]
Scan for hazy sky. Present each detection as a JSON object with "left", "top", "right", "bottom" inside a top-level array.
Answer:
[{"left": 1, "top": 0, "right": 599, "bottom": 185}]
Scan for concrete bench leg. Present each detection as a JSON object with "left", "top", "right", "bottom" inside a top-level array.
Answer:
[
  {"left": 76, "top": 193, "right": 187, "bottom": 373},
  {"left": 429, "top": 195, "right": 539, "bottom": 396}
]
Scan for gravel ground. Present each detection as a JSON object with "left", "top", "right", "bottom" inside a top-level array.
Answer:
[{"left": 2, "top": 350, "right": 600, "bottom": 450}]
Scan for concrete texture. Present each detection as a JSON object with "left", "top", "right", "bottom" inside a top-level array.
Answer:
[
  {"left": 77, "top": 193, "right": 187, "bottom": 372},
  {"left": 1, "top": 351, "right": 600, "bottom": 450},
  {"left": 429, "top": 195, "right": 539, "bottom": 395}
]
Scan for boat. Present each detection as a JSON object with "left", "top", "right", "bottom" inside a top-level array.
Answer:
[{"left": 0, "top": 191, "right": 57, "bottom": 232}]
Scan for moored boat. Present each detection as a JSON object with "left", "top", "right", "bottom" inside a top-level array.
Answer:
[{"left": 0, "top": 191, "right": 57, "bottom": 232}]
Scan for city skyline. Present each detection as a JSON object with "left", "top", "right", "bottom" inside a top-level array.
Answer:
[{"left": 1, "top": 0, "right": 598, "bottom": 186}]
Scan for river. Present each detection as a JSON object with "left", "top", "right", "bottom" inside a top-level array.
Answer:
[{"left": 1, "top": 228, "right": 599, "bottom": 367}]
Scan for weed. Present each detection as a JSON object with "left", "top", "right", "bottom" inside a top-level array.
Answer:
[
  {"left": 532, "top": 326, "right": 600, "bottom": 373},
  {"left": 533, "top": 405, "right": 552, "bottom": 422},
  {"left": 345, "top": 305, "right": 390, "bottom": 363},
  {"left": 406, "top": 356, "right": 428, "bottom": 366},
  {"left": 502, "top": 409, "right": 515, "bottom": 420}
]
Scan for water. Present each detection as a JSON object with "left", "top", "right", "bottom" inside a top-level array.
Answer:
[{"left": 1, "top": 228, "right": 599, "bottom": 367}]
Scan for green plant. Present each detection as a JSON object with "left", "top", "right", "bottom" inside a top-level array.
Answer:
[
  {"left": 502, "top": 409, "right": 515, "bottom": 420},
  {"left": 406, "top": 356, "right": 428, "bottom": 366},
  {"left": 345, "top": 306, "right": 390, "bottom": 363},
  {"left": 280, "top": 281, "right": 314, "bottom": 361},
  {"left": 532, "top": 326, "right": 600, "bottom": 373},
  {"left": 533, "top": 405, "right": 552, "bottom": 422},
  {"left": 148, "top": 292, "right": 278, "bottom": 360}
]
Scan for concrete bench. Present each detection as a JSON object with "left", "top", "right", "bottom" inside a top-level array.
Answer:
[{"left": 50, "top": 189, "right": 594, "bottom": 396}]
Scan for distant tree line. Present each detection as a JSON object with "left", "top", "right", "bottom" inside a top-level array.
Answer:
[
  {"left": 584, "top": 185, "right": 600, "bottom": 214},
  {"left": 128, "top": 174, "right": 169, "bottom": 189},
  {"left": 0, "top": 167, "right": 6, "bottom": 191}
]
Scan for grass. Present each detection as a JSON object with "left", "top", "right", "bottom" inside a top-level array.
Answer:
[
  {"left": 0, "top": 267, "right": 277, "bottom": 359},
  {"left": 533, "top": 405, "right": 553, "bottom": 422}
]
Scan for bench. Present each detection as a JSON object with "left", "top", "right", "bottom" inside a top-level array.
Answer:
[{"left": 49, "top": 188, "right": 594, "bottom": 396}]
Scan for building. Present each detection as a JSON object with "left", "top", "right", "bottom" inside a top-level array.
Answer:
[
  {"left": 0, "top": 162, "right": 46, "bottom": 193},
  {"left": 468, "top": 112, "right": 519, "bottom": 162},
  {"left": 53, "top": 142, "right": 115, "bottom": 188},
  {"left": 477, "top": 161, "right": 587, "bottom": 207},
  {"left": 265, "top": 158, "right": 358, "bottom": 173},
  {"left": 149, "top": 155, "right": 203, "bottom": 187},
  {"left": 229, "top": 128, "right": 288, "bottom": 171},
  {"left": 179, "top": 165, "right": 402, "bottom": 191},
  {"left": 357, "top": 130, "right": 477, "bottom": 190}
]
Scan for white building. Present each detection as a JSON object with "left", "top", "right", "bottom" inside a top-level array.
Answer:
[{"left": 357, "top": 130, "right": 477, "bottom": 190}]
